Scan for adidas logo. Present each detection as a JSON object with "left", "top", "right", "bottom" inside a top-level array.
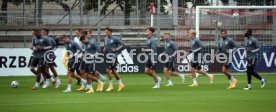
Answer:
[
  {"left": 116, "top": 49, "right": 139, "bottom": 73},
  {"left": 178, "top": 53, "right": 209, "bottom": 72}
]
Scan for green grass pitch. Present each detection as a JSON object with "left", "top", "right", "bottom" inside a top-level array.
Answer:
[{"left": 0, "top": 73, "right": 275, "bottom": 112}]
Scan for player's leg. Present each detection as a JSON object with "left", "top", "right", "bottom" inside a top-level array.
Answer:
[
  {"left": 171, "top": 71, "right": 185, "bottom": 83},
  {"left": 41, "top": 64, "right": 54, "bottom": 88},
  {"left": 111, "top": 69, "right": 120, "bottom": 81},
  {"left": 149, "top": 61, "right": 161, "bottom": 89},
  {"left": 166, "top": 70, "right": 174, "bottom": 86},
  {"left": 49, "top": 64, "right": 58, "bottom": 78},
  {"left": 30, "top": 57, "right": 38, "bottom": 76},
  {"left": 167, "top": 61, "right": 185, "bottom": 85},
  {"left": 163, "top": 67, "right": 172, "bottom": 86},
  {"left": 87, "top": 62, "right": 104, "bottom": 92},
  {"left": 189, "top": 66, "right": 198, "bottom": 87},
  {"left": 75, "top": 69, "right": 82, "bottom": 85},
  {"left": 75, "top": 61, "right": 83, "bottom": 85},
  {"left": 94, "top": 72, "right": 104, "bottom": 92},
  {"left": 145, "top": 66, "right": 158, "bottom": 87},
  {"left": 145, "top": 60, "right": 160, "bottom": 82},
  {"left": 30, "top": 58, "right": 40, "bottom": 90},
  {"left": 145, "top": 67, "right": 153, "bottom": 77},
  {"left": 111, "top": 69, "right": 124, "bottom": 91},
  {"left": 77, "top": 70, "right": 86, "bottom": 90},
  {"left": 222, "top": 64, "right": 237, "bottom": 89},
  {"left": 108, "top": 58, "right": 124, "bottom": 91},
  {"left": 63, "top": 61, "right": 75, "bottom": 92},
  {"left": 164, "top": 61, "right": 173, "bottom": 86},
  {"left": 32, "top": 58, "right": 46, "bottom": 90},
  {"left": 244, "top": 66, "right": 253, "bottom": 90},
  {"left": 244, "top": 58, "right": 266, "bottom": 90},
  {"left": 105, "top": 66, "right": 114, "bottom": 91},
  {"left": 80, "top": 61, "right": 87, "bottom": 79},
  {"left": 49, "top": 63, "right": 61, "bottom": 88},
  {"left": 250, "top": 58, "right": 267, "bottom": 88},
  {"left": 85, "top": 73, "right": 95, "bottom": 93},
  {"left": 76, "top": 61, "right": 88, "bottom": 90},
  {"left": 195, "top": 70, "right": 214, "bottom": 84},
  {"left": 150, "top": 69, "right": 162, "bottom": 88},
  {"left": 63, "top": 71, "right": 73, "bottom": 92},
  {"left": 189, "top": 61, "right": 200, "bottom": 87},
  {"left": 95, "top": 71, "right": 107, "bottom": 82}
]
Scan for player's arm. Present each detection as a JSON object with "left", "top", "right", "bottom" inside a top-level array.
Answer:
[
  {"left": 30, "top": 38, "right": 36, "bottom": 50},
  {"left": 94, "top": 42, "right": 101, "bottom": 53},
  {"left": 169, "top": 42, "right": 177, "bottom": 58},
  {"left": 89, "top": 42, "right": 100, "bottom": 58},
  {"left": 74, "top": 42, "right": 82, "bottom": 57},
  {"left": 144, "top": 39, "right": 157, "bottom": 53},
  {"left": 215, "top": 41, "right": 221, "bottom": 56},
  {"left": 38, "top": 38, "right": 52, "bottom": 51},
  {"left": 114, "top": 37, "right": 124, "bottom": 51},
  {"left": 51, "top": 38, "right": 58, "bottom": 50},
  {"left": 228, "top": 38, "right": 239, "bottom": 53},
  {"left": 251, "top": 38, "right": 260, "bottom": 53},
  {"left": 191, "top": 39, "right": 203, "bottom": 53}
]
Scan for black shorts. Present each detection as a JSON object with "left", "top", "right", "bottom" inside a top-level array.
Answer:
[
  {"left": 223, "top": 63, "right": 232, "bottom": 69},
  {"left": 85, "top": 63, "right": 96, "bottom": 74},
  {"left": 30, "top": 57, "right": 45, "bottom": 68},
  {"left": 107, "top": 58, "right": 118, "bottom": 70},
  {"left": 47, "top": 62, "right": 57, "bottom": 67},
  {"left": 68, "top": 60, "right": 80, "bottom": 72},
  {"left": 79, "top": 59, "right": 85, "bottom": 70},
  {"left": 191, "top": 61, "right": 201, "bottom": 70},
  {"left": 164, "top": 61, "right": 175, "bottom": 71},
  {"left": 223, "top": 58, "right": 232, "bottom": 69},
  {"left": 146, "top": 59, "right": 156, "bottom": 70},
  {"left": 247, "top": 57, "right": 257, "bottom": 67}
]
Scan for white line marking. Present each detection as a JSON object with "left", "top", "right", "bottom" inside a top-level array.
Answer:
[{"left": 0, "top": 100, "right": 160, "bottom": 106}]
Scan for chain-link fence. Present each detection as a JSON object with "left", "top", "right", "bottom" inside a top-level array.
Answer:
[{"left": 0, "top": 0, "right": 275, "bottom": 48}]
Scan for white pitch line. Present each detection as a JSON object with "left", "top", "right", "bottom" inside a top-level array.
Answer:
[
  {"left": 0, "top": 99, "right": 161, "bottom": 106},
  {"left": 1, "top": 97, "right": 276, "bottom": 106}
]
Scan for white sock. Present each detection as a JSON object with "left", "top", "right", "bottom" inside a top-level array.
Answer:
[
  {"left": 35, "top": 82, "right": 39, "bottom": 87},
  {"left": 109, "top": 80, "right": 113, "bottom": 85},
  {"left": 205, "top": 73, "right": 211, "bottom": 77},
  {"left": 168, "top": 79, "right": 173, "bottom": 84},
  {"left": 45, "top": 79, "right": 50, "bottom": 84},
  {"left": 261, "top": 78, "right": 265, "bottom": 82},
  {"left": 67, "top": 84, "right": 71, "bottom": 90},
  {"left": 157, "top": 76, "right": 161, "bottom": 80},
  {"left": 88, "top": 84, "right": 93, "bottom": 90},
  {"left": 97, "top": 80, "right": 102, "bottom": 84},
  {"left": 99, "top": 73, "right": 104, "bottom": 79},
  {"left": 81, "top": 78, "right": 87, "bottom": 83},
  {"left": 230, "top": 76, "right": 235, "bottom": 81},
  {"left": 40, "top": 75, "right": 44, "bottom": 80},
  {"left": 118, "top": 79, "right": 122, "bottom": 84},
  {"left": 55, "top": 77, "right": 60, "bottom": 82},
  {"left": 247, "top": 84, "right": 251, "bottom": 87},
  {"left": 51, "top": 77, "right": 56, "bottom": 82},
  {"left": 193, "top": 78, "right": 197, "bottom": 84}
]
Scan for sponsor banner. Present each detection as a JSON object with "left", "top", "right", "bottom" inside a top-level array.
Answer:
[
  {"left": 0, "top": 48, "right": 68, "bottom": 76},
  {"left": 230, "top": 46, "right": 276, "bottom": 72},
  {"left": 1, "top": 46, "right": 275, "bottom": 76}
]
